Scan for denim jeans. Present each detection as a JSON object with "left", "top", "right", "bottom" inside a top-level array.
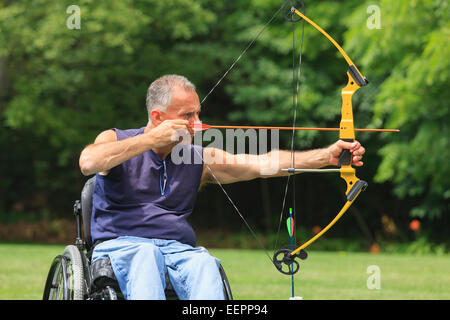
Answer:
[{"left": 91, "top": 236, "right": 225, "bottom": 300}]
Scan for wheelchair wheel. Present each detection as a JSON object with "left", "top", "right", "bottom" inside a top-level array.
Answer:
[
  {"left": 219, "top": 265, "right": 233, "bottom": 300},
  {"left": 43, "top": 245, "right": 86, "bottom": 300}
]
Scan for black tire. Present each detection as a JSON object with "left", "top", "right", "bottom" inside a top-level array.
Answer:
[
  {"left": 219, "top": 265, "right": 233, "bottom": 300},
  {"left": 43, "top": 245, "right": 86, "bottom": 300}
]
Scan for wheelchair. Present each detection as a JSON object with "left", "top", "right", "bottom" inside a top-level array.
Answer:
[{"left": 43, "top": 176, "right": 233, "bottom": 300}]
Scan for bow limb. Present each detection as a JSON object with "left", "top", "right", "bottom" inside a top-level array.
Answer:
[
  {"left": 292, "top": 8, "right": 368, "bottom": 86},
  {"left": 290, "top": 172, "right": 367, "bottom": 256},
  {"left": 273, "top": 170, "right": 367, "bottom": 275},
  {"left": 291, "top": 201, "right": 352, "bottom": 255}
]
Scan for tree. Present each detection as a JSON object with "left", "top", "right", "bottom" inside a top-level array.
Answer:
[{"left": 344, "top": 0, "right": 450, "bottom": 219}]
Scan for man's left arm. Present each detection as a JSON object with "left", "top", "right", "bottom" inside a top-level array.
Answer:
[{"left": 201, "top": 140, "right": 365, "bottom": 185}]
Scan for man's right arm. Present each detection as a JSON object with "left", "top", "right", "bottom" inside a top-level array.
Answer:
[
  {"left": 79, "top": 120, "right": 193, "bottom": 176},
  {"left": 79, "top": 129, "right": 155, "bottom": 176}
]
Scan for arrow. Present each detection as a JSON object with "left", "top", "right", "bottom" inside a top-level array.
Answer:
[{"left": 193, "top": 123, "right": 399, "bottom": 133}]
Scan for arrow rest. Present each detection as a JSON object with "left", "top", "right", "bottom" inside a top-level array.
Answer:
[{"left": 273, "top": 245, "right": 308, "bottom": 275}]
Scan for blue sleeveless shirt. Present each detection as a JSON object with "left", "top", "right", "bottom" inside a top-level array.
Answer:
[{"left": 91, "top": 127, "right": 204, "bottom": 247}]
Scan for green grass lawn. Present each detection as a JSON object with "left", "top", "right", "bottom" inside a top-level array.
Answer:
[{"left": 0, "top": 243, "right": 449, "bottom": 300}]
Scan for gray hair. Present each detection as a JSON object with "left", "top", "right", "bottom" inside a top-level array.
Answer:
[{"left": 146, "top": 74, "right": 196, "bottom": 116}]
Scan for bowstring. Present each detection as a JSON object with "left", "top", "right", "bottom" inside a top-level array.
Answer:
[
  {"left": 293, "top": 13, "right": 305, "bottom": 249},
  {"left": 289, "top": 12, "right": 305, "bottom": 296},
  {"left": 273, "top": 11, "right": 305, "bottom": 255}
]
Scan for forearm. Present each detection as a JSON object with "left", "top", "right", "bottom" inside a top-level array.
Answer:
[
  {"left": 204, "top": 140, "right": 364, "bottom": 184},
  {"left": 259, "top": 148, "right": 330, "bottom": 178},
  {"left": 79, "top": 133, "right": 154, "bottom": 176},
  {"left": 279, "top": 148, "right": 329, "bottom": 170}
]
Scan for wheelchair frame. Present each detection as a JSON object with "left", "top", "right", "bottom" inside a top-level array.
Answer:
[{"left": 43, "top": 177, "right": 233, "bottom": 300}]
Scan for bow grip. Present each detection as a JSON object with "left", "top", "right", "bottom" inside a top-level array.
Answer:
[{"left": 338, "top": 138, "right": 354, "bottom": 166}]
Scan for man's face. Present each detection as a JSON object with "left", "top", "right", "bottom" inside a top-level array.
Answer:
[{"left": 163, "top": 87, "right": 201, "bottom": 125}]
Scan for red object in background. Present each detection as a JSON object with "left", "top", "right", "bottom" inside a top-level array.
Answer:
[
  {"left": 370, "top": 243, "right": 380, "bottom": 254},
  {"left": 409, "top": 219, "right": 421, "bottom": 231},
  {"left": 312, "top": 225, "right": 322, "bottom": 234}
]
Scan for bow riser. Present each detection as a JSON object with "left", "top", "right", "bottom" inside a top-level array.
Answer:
[
  {"left": 338, "top": 70, "right": 368, "bottom": 168},
  {"left": 340, "top": 71, "right": 361, "bottom": 195},
  {"left": 339, "top": 72, "right": 360, "bottom": 142}
]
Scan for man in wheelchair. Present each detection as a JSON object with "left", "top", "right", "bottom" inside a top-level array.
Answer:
[{"left": 43, "top": 74, "right": 365, "bottom": 300}]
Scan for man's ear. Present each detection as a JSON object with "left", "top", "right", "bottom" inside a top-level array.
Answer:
[{"left": 149, "top": 109, "right": 163, "bottom": 125}]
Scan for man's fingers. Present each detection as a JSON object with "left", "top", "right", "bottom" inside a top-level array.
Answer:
[
  {"left": 337, "top": 140, "right": 364, "bottom": 153},
  {"left": 169, "top": 119, "right": 190, "bottom": 125},
  {"left": 169, "top": 120, "right": 194, "bottom": 134},
  {"left": 337, "top": 140, "right": 355, "bottom": 150},
  {"left": 353, "top": 145, "right": 365, "bottom": 156},
  {"left": 352, "top": 160, "right": 364, "bottom": 167}
]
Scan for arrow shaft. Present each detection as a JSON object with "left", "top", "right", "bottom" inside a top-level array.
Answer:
[{"left": 202, "top": 124, "right": 399, "bottom": 133}]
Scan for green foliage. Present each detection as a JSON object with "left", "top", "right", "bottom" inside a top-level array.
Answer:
[
  {"left": 0, "top": 0, "right": 218, "bottom": 213},
  {"left": 382, "top": 235, "right": 448, "bottom": 256},
  {"left": 344, "top": 0, "right": 450, "bottom": 219},
  {"left": 0, "top": 0, "right": 448, "bottom": 239}
]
